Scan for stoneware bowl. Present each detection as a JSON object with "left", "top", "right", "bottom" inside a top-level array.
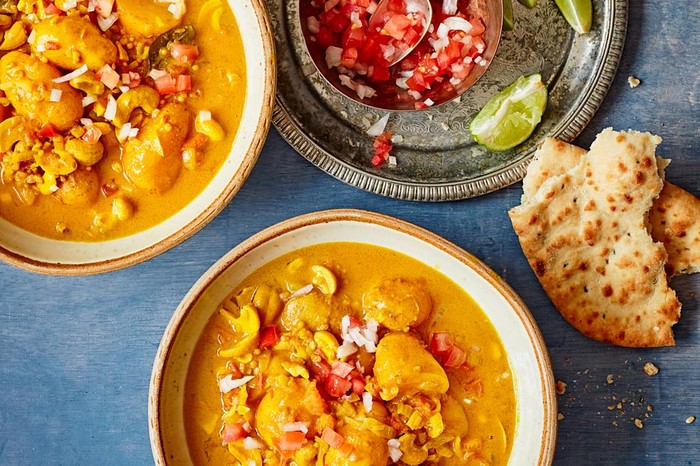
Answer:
[
  {"left": 0, "top": 0, "right": 276, "bottom": 276},
  {"left": 298, "top": 0, "right": 503, "bottom": 111},
  {"left": 149, "top": 208, "right": 557, "bottom": 465}
]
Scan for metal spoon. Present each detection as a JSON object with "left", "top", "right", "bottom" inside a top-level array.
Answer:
[{"left": 368, "top": 0, "right": 433, "bottom": 66}]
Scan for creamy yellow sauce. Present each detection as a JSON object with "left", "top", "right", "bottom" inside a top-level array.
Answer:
[
  {"left": 0, "top": 0, "right": 246, "bottom": 241},
  {"left": 184, "top": 243, "right": 516, "bottom": 465}
]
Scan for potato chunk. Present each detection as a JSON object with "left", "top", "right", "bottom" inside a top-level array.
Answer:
[
  {"left": 55, "top": 168, "right": 100, "bottom": 206},
  {"left": 0, "top": 52, "right": 83, "bottom": 131},
  {"left": 374, "top": 332, "right": 448, "bottom": 400},
  {"left": 32, "top": 16, "right": 117, "bottom": 71},
  {"left": 116, "top": 0, "right": 182, "bottom": 37},
  {"left": 363, "top": 278, "right": 432, "bottom": 331},
  {"left": 122, "top": 103, "right": 191, "bottom": 193},
  {"left": 279, "top": 291, "right": 331, "bottom": 332}
]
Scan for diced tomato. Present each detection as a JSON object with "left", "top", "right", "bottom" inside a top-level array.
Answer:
[
  {"left": 443, "top": 344, "right": 467, "bottom": 368},
  {"left": 351, "top": 376, "right": 366, "bottom": 395},
  {"left": 386, "top": 0, "right": 404, "bottom": 13},
  {"left": 468, "top": 18, "right": 486, "bottom": 36},
  {"left": 154, "top": 74, "right": 177, "bottom": 95},
  {"left": 341, "top": 47, "right": 358, "bottom": 67},
  {"left": 316, "top": 26, "right": 336, "bottom": 49},
  {"left": 340, "top": 2, "right": 366, "bottom": 19},
  {"left": 170, "top": 43, "right": 200, "bottom": 63},
  {"left": 275, "top": 431, "right": 306, "bottom": 452},
  {"left": 176, "top": 74, "right": 192, "bottom": 92},
  {"left": 221, "top": 422, "right": 246, "bottom": 443},
  {"left": 342, "top": 26, "right": 366, "bottom": 48},
  {"left": 310, "top": 359, "right": 332, "bottom": 381},
  {"left": 37, "top": 124, "right": 59, "bottom": 138},
  {"left": 321, "top": 427, "right": 353, "bottom": 456},
  {"left": 45, "top": 41, "right": 61, "bottom": 50},
  {"left": 331, "top": 361, "right": 354, "bottom": 378},
  {"left": 325, "top": 373, "right": 352, "bottom": 397},
  {"left": 96, "top": 64, "right": 119, "bottom": 89},
  {"left": 320, "top": 9, "right": 350, "bottom": 34},
  {"left": 382, "top": 14, "right": 412, "bottom": 41},
  {"left": 430, "top": 332, "right": 454, "bottom": 354},
  {"left": 82, "top": 126, "right": 102, "bottom": 144},
  {"left": 368, "top": 64, "right": 390, "bottom": 82},
  {"left": 402, "top": 26, "right": 420, "bottom": 47},
  {"left": 259, "top": 326, "right": 280, "bottom": 348},
  {"left": 471, "top": 36, "right": 486, "bottom": 53},
  {"left": 45, "top": 2, "right": 60, "bottom": 16}
]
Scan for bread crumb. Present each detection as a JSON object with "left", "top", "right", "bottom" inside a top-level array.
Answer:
[
  {"left": 634, "top": 418, "right": 644, "bottom": 429},
  {"left": 647, "top": 405, "right": 653, "bottom": 412},
  {"left": 607, "top": 374, "right": 614, "bottom": 384},
  {"left": 643, "top": 362, "right": 659, "bottom": 376},
  {"left": 555, "top": 380, "right": 567, "bottom": 395},
  {"left": 557, "top": 413, "right": 565, "bottom": 421},
  {"left": 686, "top": 416, "right": 696, "bottom": 424},
  {"left": 628, "top": 76, "right": 641, "bottom": 88}
]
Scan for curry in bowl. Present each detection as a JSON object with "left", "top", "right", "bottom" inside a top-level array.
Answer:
[
  {"left": 0, "top": 0, "right": 245, "bottom": 240},
  {"left": 184, "top": 242, "right": 516, "bottom": 465}
]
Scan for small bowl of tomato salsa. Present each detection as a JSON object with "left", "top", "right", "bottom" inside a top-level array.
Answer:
[{"left": 299, "top": 0, "right": 503, "bottom": 111}]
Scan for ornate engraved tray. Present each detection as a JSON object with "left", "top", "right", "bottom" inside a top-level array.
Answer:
[{"left": 267, "top": 0, "right": 628, "bottom": 201}]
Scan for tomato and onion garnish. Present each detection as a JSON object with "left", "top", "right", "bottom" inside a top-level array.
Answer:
[{"left": 304, "top": 0, "right": 489, "bottom": 109}]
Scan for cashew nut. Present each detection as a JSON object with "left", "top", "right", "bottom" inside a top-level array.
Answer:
[
  {"left": 112, "top": 196, "right": 134, "bottom": 221},
  {"left": 0, "top": 15, "right": 12, "bottom": 30},
  {"left": 195, "top": 112, "right": 225, "bottom": 141},
  {"left": 313, "top": 331, "right": 339, "bottom": 362},
  {"left": 0, "top": 22, "right": 26, "bottom": 51},
  {"left": 311, "top": 265, "right": 337, "bottom": 295},
  {"left": 35, "top": 150, "right": 78, "bottom": 176},
  {"left": 69, "top": 71, "right": 105, "bottom": 96},
  {"left": 64, "top": 138, "right": 104, "bottom": 166},
  {"left": 113, "top": 85, "right": 160, "bottom": 127},
  {"left": 0, "top": 116, "right": 33, "bottom": 152}
]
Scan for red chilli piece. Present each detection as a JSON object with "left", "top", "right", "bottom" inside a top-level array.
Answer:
[
  {"left": 37, "top": 124, "right": 59, "bottom": 139},
  {"left": 259, "top": 326, "right": 280, "bottom": 349}
]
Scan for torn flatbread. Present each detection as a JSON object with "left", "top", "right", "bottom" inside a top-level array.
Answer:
[
  {"left": 523, "top": 137, "right": 700, "bottom": 277},
  {"left": 509, "top": 129, "right": 681, "bottom": 347}
]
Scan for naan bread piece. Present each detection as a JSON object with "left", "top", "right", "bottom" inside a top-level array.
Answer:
[
  {"left": 509, "top": 129, "right": 681, "bottom": 347},
  {"left": 523, "top": 137, "right": 700, "bottom": 277},
  {"left": 650, "top": 183, "right": 700, "bottom": 276}
]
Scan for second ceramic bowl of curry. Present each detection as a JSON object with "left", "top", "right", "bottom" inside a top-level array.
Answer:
[
  {"left": 149, "top": 209, "right": 556, "bottom": 465},
  {"left": 0, "top": 0, "right": 275, "bottom": 275}
]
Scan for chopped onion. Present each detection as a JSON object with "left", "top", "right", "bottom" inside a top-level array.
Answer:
[
  {"left": 355, "top": 83, "right": 375, "bottom": 100},
  {"left": 49, "top": 89, "right": 62, "bottom": 102},
  {"left": 27, "top": 29, "right": 36, "bottom": 45},
  {"left": 104, "top": 95, "right": 117, "bottom": 120},
  {"left": 98, "top": 65, "right": 119, "bottom": 89},
  {"left": 243, "top": 437, "right": 264, "bottom": 450},
  {"left": 336, "top": 341, "right": 358, "bottom": 359},
  {"left": 288, "top": 284, "right": 313, "bottom": 300},
  {"left": 94, "top": 0, "right": 113, "bottom": 17},
  {"left": 436, "top": 22, "right": 450, "bottom": 39},
  {"left": 443, "top": 16, "right": 473, "bottom": 34},
  {"left": 118, "top": 122, "right": 133, "bottom": 141},
  {"left": 362, "top": 392, "right": 373, "bottom": 413},
  {"left": 129, "top": 127, "right": 139, "bottom": 138},
  {"left": 390, "top": 134, "right": 404, "bottom": 143},
  {"left": 387, "top": 438, "right": 403, "bottom": 462},
  {"left": 388, "top": 155, "right": 398, "bottom": 167},
  {"left": 325, "top": 46, "right": 343, "bottom": 68},
  {"left": 219, "top": 375, "right": 254, "bottom": 394},
  {"left": 282, "top": 422, "right": 309, "bottom": 434},
  {"left": 119, "top": 85, "right": 130, "bottom": 94},
  {"left": 148, "top": 69, "right": 170, "bottom": 80},
  {"left": 198, "top": 110, "right": 212, "bottom": 122},
  {"left": 366, "top": 114, "right": 390, "bottom": 137},
  {"left": 307, "top": 16, "right": 320, "bottom": 34},
  {"left": 366, "top": 0, "right": 378, "bottom": 14},
  {"left": 81, "top": 96, "right": 96, "bottom": 107},
  {"left": 442, "top": 0, "right": 458, "bottom": 15},
  {"left": 60, "top": 0, "right": 78, "bottom": 11},
  {"left": 80, "top": 118, "right": 93, "bottom": 126},
  {"left": 97, "top": 12, "right": 119, "bottom": 31},
  {"left": 53, "top": 64, "right": 88, "bottom": 83},
  {"left": 424, "top": 98, "right": 435, "bottom": 107}
]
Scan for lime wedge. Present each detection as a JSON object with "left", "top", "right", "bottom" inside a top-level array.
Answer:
[
  {"left": 469, "top": 74, "right": 548, "bottom": 152},
  {"left": 503, "top": 0, "right": 514, "bottom": 31},
  {"left": 555, "top": 0, "right": 592, "bottom": 34},
  {"left": 517, "top": 0, "right": 537, "bottom": 8}
]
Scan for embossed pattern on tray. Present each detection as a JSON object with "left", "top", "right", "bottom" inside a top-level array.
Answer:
[{"left": 269, "top": 0, "right": 628, "bottom": 201}]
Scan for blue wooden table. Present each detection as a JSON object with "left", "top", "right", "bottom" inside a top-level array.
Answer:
[{"left": 1, "top": 1, "right": 698, "bottom": 464}]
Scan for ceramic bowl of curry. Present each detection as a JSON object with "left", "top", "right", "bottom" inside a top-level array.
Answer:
[
  {"left": 0, "top": 0, "right": 275, "bottom": 275},
  {"left": 149, "top": 209, "right": 556, "bottom": 465}
]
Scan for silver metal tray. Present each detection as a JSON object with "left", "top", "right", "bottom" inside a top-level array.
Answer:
[{"left": 267, "top": 0, "right": 628, "bottom": 201}]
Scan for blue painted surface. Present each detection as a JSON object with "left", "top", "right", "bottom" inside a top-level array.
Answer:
[{"left": 1, "top": 0, "right": 699, "bottom": 464}]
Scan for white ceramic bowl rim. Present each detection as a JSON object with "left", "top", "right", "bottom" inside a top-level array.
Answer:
[
  {"left": 148, "top": 208, "right": 557, "bottom": 466},
  {"left": 0, "top": 0, "right": 276, "bottom": 276}
]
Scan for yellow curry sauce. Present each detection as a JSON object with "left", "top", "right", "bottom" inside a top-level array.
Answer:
[
  {"left": 185, "top": 243, "right": 516, "bottom": 465},
  {"left": 0, "top": 0, "right": 245, "bottom": 240}
]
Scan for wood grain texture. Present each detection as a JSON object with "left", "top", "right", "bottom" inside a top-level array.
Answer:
[{"left": 1, "top": 0, "right": 698, "bottom": 464}]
